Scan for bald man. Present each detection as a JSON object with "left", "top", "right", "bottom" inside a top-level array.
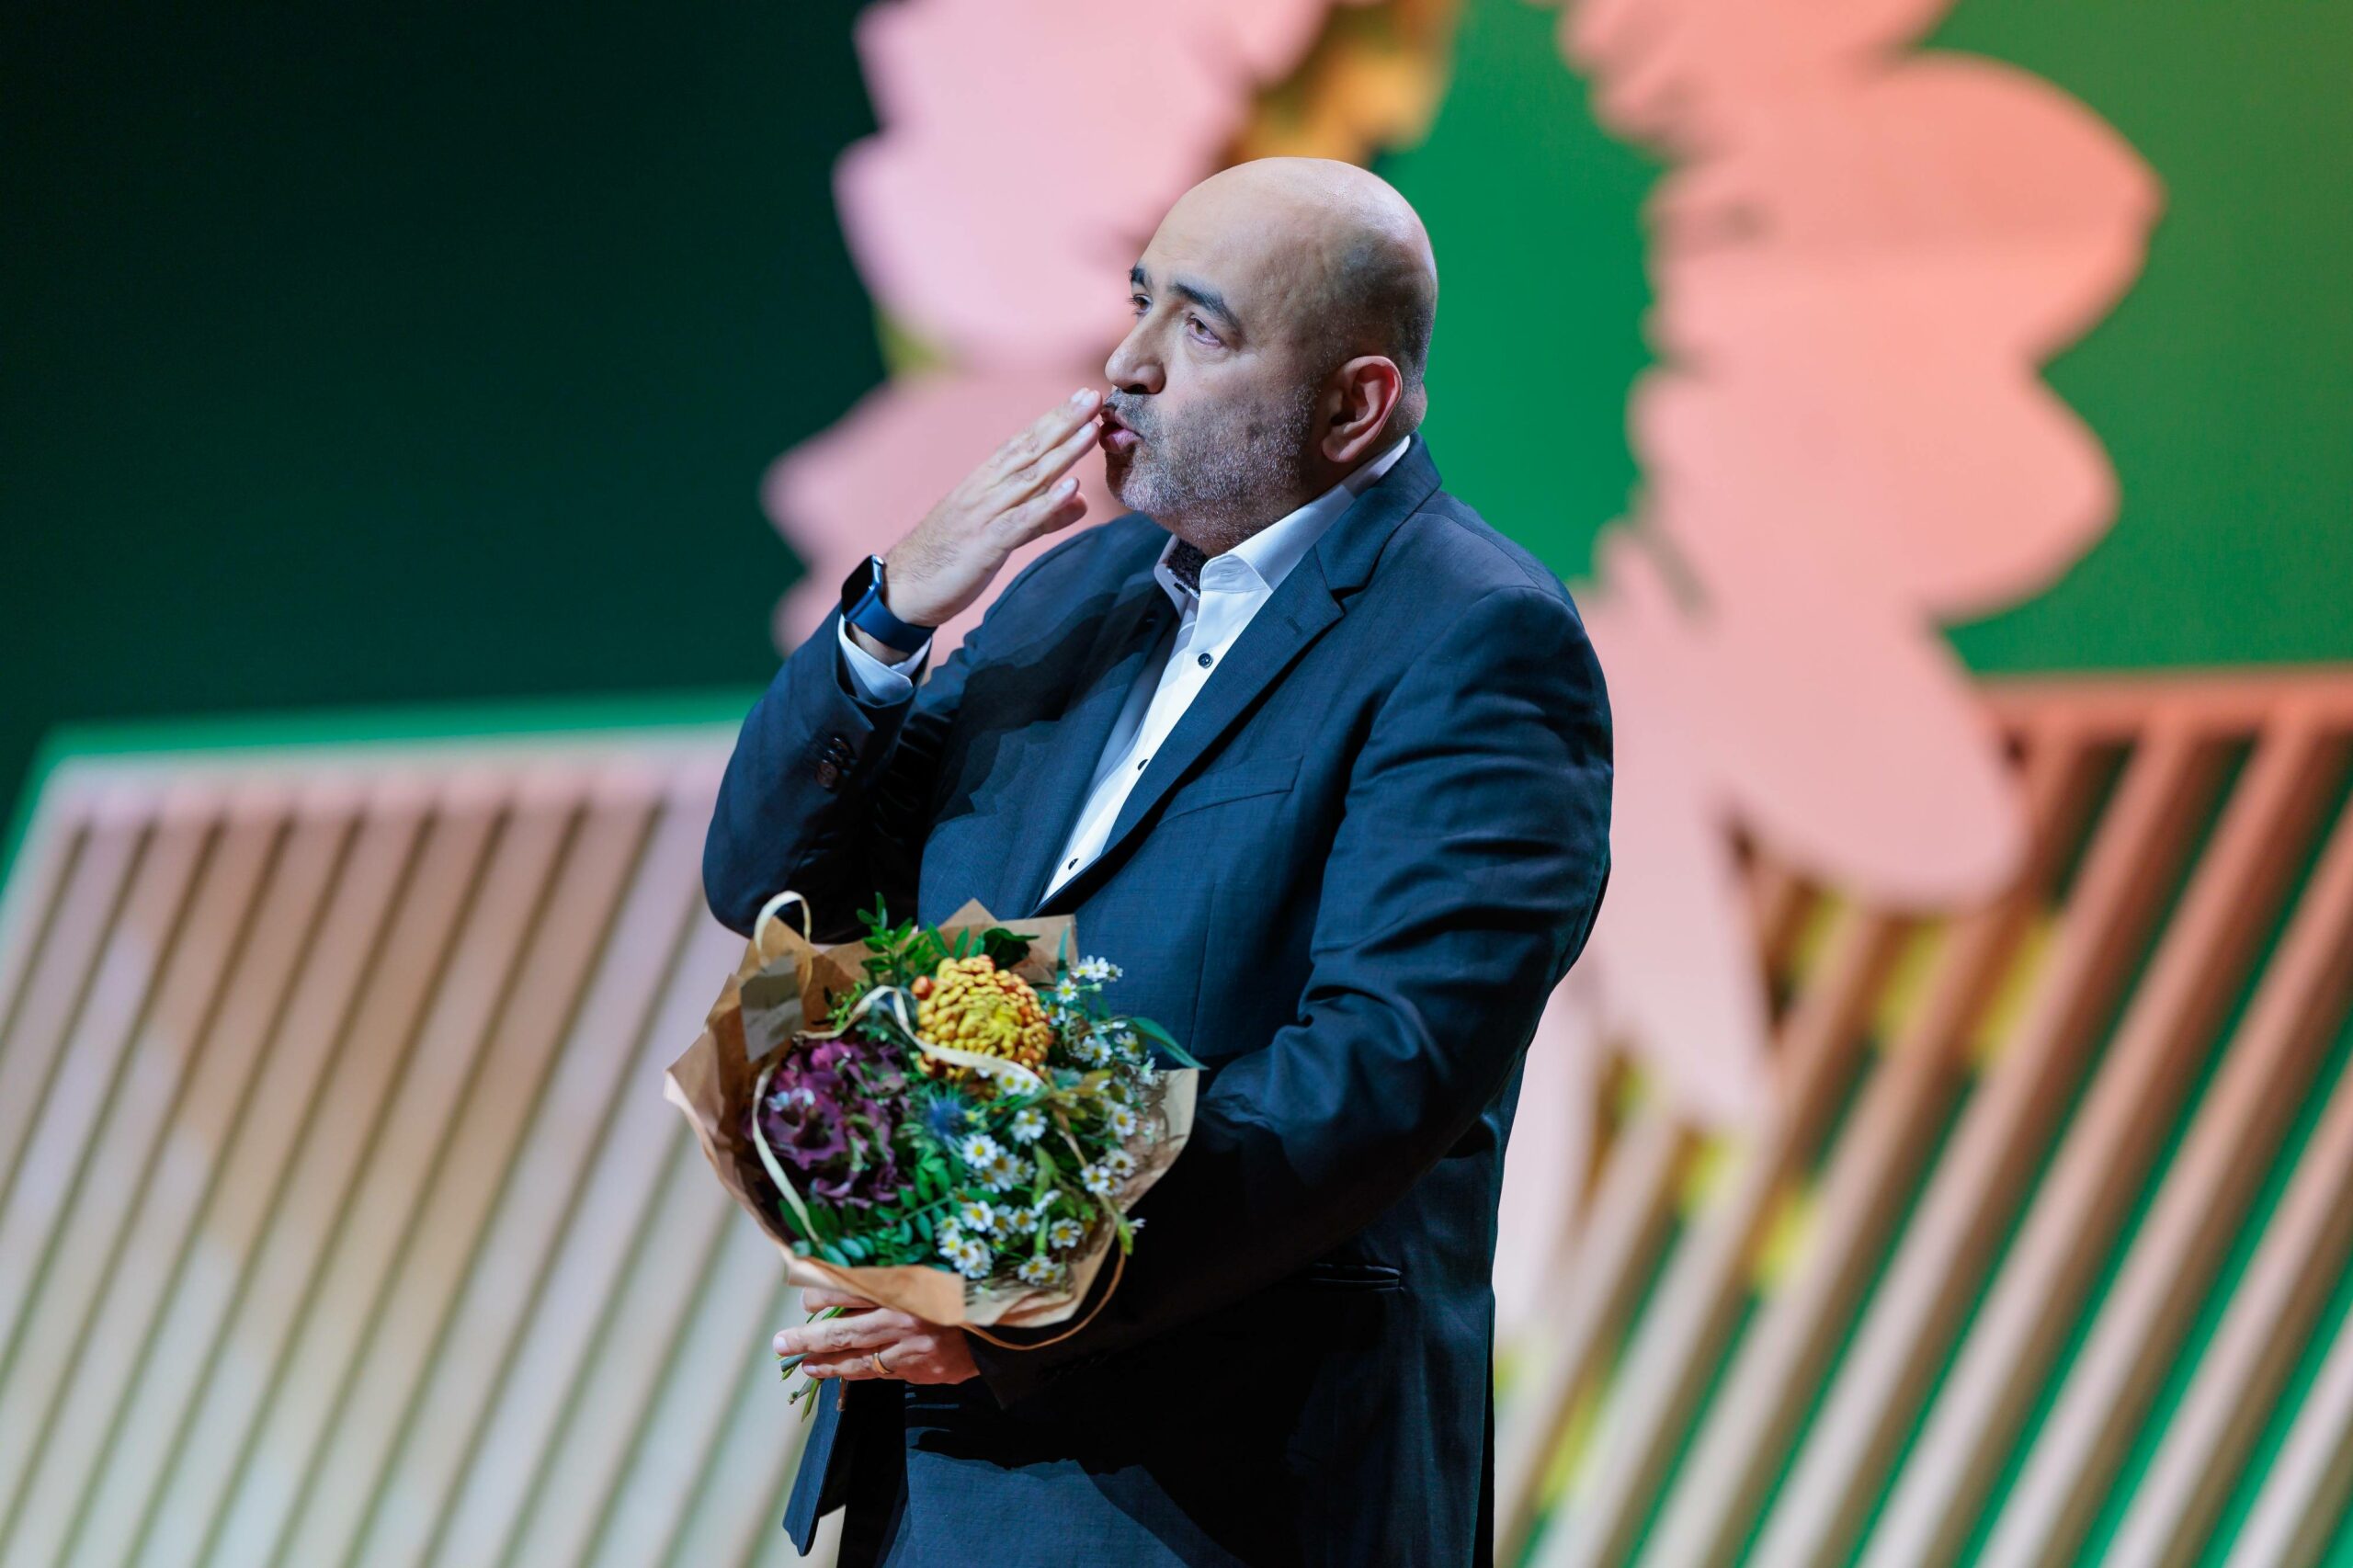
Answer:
[{"left": 709, "top": 158, "right": 1612, "bottom": 1566}]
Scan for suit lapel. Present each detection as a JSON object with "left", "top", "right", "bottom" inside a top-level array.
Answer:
[
  {"left": 1025, "top": 438, "right": 1445, "bottom": 916},
  {"left": 993, "top": 554, "right": 1177, "bottom": 917}
]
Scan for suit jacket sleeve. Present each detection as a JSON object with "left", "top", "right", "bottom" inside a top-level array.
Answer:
[
  {"left": 703, "top": 547, "right": 1054, "bottom": 940},
  {"left": 967, "top": 582, "right": 1613, "bottom": 1403}
]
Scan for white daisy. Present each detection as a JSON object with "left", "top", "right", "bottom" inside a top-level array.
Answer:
[
  {"left": 958, "top": 1132, "right": 1003, "bottom": 1168},
  {"left": 1080, "top": 1163, "right": 1116, "bottom": 1197},
  {"left": 1017, "top": 1255, "right": 1063, "bottom": 1286},
  {"left": 1047, "top": 1217, "right": 1085, "bottom": 1249},
  {"left": 954, "top": 1239, "right": 993, "bottom": 1278},
  {"left": 1104, "top": 1148, "right": 1138, "bottom": 1178},
  {"left": 957, "top": 1199, "right": 996, "bottom": 1232},
  {"left": 1009, "top": 1107, "right": 1048, "bottom": 1143},
  {"left": 1006, "top": 1206, "right": 1039, "bottom": 1234},
  {"left": 983, "top": 1153, "right": 1023, "bottom": 1191},
  {"left": 936, "top": 1223, "right": 964, "bottom": 1259},
  {"left": 1106, "top": 1104, "right": 1139, "bottom": 1138},
  {"left": 1074, "top": 957, "right": 1120, "bottom": 983}
]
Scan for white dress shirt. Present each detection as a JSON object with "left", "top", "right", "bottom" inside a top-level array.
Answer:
[{"left": 839, "top": 433, "right": 1415, "bottom": 901}]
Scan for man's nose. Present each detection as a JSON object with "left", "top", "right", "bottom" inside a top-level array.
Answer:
[{"left": 1104, "top": 327, "right": 1163, "bottom": 395}]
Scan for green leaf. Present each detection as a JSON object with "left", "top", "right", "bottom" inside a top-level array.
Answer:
[
  {"left": 1126, "top": 1015, "right": 1203, "bottom": 1068},
  {"left": 981, "top": 926, "right": 1035, "bottom": 969}
]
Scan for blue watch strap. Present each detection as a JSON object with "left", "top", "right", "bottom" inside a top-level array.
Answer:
[{"left": 846, "top": 571, "right": 932, "bottom": 655}]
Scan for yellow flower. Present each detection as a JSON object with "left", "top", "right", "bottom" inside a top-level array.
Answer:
[{"left": 915, "top": 955, "right": 1052, "bottom": 1080}]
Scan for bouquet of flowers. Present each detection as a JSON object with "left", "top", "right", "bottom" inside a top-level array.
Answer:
[{"left": 664, "top": 891, "right": 1197, "bottom": 1403}]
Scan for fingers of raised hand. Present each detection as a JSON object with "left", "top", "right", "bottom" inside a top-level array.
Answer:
[
  {"left": 993, "top": 389, "right": 1100, "bottom": 479},
  {"left": 1008, "top": 414, "right": 1105, "bottom": 500},
  {"left": 994, "top": 474, "right": 1089, "bottom": 547}
]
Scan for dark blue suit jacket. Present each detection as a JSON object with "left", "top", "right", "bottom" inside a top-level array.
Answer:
[{"left": 703, "top": 437, "right": 1611, "bottom": 1566}]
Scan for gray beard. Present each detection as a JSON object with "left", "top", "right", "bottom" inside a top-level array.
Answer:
[{"left": 1108, "top": 382, "right": 1320, "bottom": 554}]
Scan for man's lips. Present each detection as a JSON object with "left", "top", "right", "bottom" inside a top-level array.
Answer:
[{"left": 1098, "top": 409, "right": 1141, "bottom": 457}]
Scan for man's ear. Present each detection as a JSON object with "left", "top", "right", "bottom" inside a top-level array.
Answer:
[{"left": 1321, "top": 356, "right": 1405, "bottom": 465}]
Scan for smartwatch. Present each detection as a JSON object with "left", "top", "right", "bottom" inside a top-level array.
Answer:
[{"left": 839, "top": 553, "right": 934, "bottom": 656}]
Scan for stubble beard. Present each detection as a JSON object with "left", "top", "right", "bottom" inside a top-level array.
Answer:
[{"left": 1105, "top": 381, "right": 1321, "bottom": 555}]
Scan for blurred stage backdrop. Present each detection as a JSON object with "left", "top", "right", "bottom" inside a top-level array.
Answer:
[{"left": 5, "top": 2, "right": 2352, "bottom": 1564}]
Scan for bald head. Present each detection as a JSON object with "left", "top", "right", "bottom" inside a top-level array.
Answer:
[
  {"left": 1162, "top": 158, "right": 1439, "bottom": 437},
  {"left": 1103, "top": 158, "right": 1439, "bottom": 546}
]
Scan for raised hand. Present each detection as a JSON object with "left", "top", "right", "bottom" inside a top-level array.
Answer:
[{"left": 855, "top": 389, "right": 1105, "bottom": 656}]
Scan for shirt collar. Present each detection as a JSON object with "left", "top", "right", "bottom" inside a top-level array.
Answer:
[{"left": 1153, "top": 432, "right": 1415, "bottom": 608}]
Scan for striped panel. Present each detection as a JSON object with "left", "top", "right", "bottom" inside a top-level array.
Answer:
[
  {"left": 0, "top": 740, "right": 830, "bottom": 1568},
  {"left": 10, "top": 667, "right": 2353, "bottom": 1568},
  {"left": 1503, "top": 669, "right": 2353, "bottom": 1568}
]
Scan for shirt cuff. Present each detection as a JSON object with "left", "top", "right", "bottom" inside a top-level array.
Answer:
[{"left": 835, "top": 617, "right": 931, "bottom": 704}]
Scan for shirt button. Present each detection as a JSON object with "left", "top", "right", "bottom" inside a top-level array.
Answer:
[{"left": 1197, "top": 653, "right": 1211, "bottom": 667}]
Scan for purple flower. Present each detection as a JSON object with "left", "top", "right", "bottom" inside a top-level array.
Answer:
[
  {"left": 751, "top": 1040, "right": 911, "bottom": 1210},
  {"left": 757, "top": 1074, "right": 848, "bottom": 1168}
]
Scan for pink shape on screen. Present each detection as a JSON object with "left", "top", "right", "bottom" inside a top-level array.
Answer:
[
  {"left": 836, "top": 0, "right": 1351, "bottom": 367},
  {"left": 1505, "top": 0, "right": 2160, "bottom": 1222}
]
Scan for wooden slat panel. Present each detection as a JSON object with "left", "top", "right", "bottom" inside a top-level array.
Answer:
[
  {"left": 129, "top": 785, "right": 500, "bottom": 1568},
  {"left": 1640, "top": 739, "right": 2099, "bottom": 1568},
  {"left": 426, "top": 905, "right": 745, "bottom": 1567},
  {"left": 1864, "top": 718, "right": 2345, "bottom": 1568},
  {"left": 1536, "top": 910, "right": 1905, "bottom": 1568},
  {"left": 63, "top": 788, "right": 423, "bottom": 1568},
  {"left": 0, "top": 795, "right": 154, "bottom": 1213},
  {"left": 1755, "top": 723, "right": 2217, "bottom": 1568},
  {"left": 0, "top": 678, "right": 2340, "bottom": 1567},
  {"left": 0, "top": 786, "right": 278, "bottom": 1539},
  {"left": 500, "top": 1131, "right": 734, "bottom": 1567},
  {"left": 1984, "top": 770, "right": 2353, "bottom": 1565},
  {"left": 0, "top": 794, "right": 85, "bottom": 1063},
  {"left": 2230, "top": 1292, "right": 2353, "bottom": 1568},
  {"left": 1495, "top": 1105, "right": 1688, "bottom": 1554},
  {"left": 1982, "top": 671, "right": 2353, "bottom": 742},
  {"left": 588, "top": 1208, "right": 796, "bottom": 1567},
  {"left": 277, "top": 778, "right": 657, "bottom": 1566},
  {"left": 201, "top": 783, "right": 582, "bottom": 1567},
  {"left": 1497, "top": 855, "right": 1832, "bottom": 1557},
  {"left": 349, "top": 778, "right": 708, "bottom": 1568},
  {"left": 0, "top": 797, "right": 139, "bottom": 1187},
  {"left": 2, "top": 787, "right": 355, "bottom": 1568},
  {"left": 2102, "top": 816, "right": 2353, "bottom": 1566},
  {"left": 664, "top": 1275, "right": 826, "bottom": 1568},
  {"left": 0, "top": 785, "right": 218, "bottom": 1345}
]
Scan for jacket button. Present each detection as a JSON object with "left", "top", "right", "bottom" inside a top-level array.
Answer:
[{"left": 814, "top": 759, "right": 843, "bottom": 791}]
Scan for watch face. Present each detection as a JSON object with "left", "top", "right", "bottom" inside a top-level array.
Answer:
[{"left": 839, "top": 553, "right": 881, "bottom": 614}]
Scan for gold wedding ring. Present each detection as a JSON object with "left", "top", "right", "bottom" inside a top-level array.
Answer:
[{"left": 870, "top": 1349, "right": 891, "bottom": 1378}]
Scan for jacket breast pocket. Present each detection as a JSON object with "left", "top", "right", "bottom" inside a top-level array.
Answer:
[
  {"left": 1288, "top": 1259, "right": 1405, "bottom": 1293},
  {"left": 1157, "top": 754, "right": 1302, "bottom": 826}
]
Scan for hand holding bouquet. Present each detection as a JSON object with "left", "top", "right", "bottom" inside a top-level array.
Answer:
[{"left": 664, "top": 892, "right": 1197, "bottom": 1406}]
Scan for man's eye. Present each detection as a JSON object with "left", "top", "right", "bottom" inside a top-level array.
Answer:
[
  {"left": 1187, "top": 314, "right": 1219, "bottom": 344},
  {"left": 1131, "top": 294, "right": 1150, "bottom": 312}
]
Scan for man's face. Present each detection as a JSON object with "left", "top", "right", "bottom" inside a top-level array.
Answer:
[{"left": 1097, "top": 189, "right": 1324, "bottom": 548}]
